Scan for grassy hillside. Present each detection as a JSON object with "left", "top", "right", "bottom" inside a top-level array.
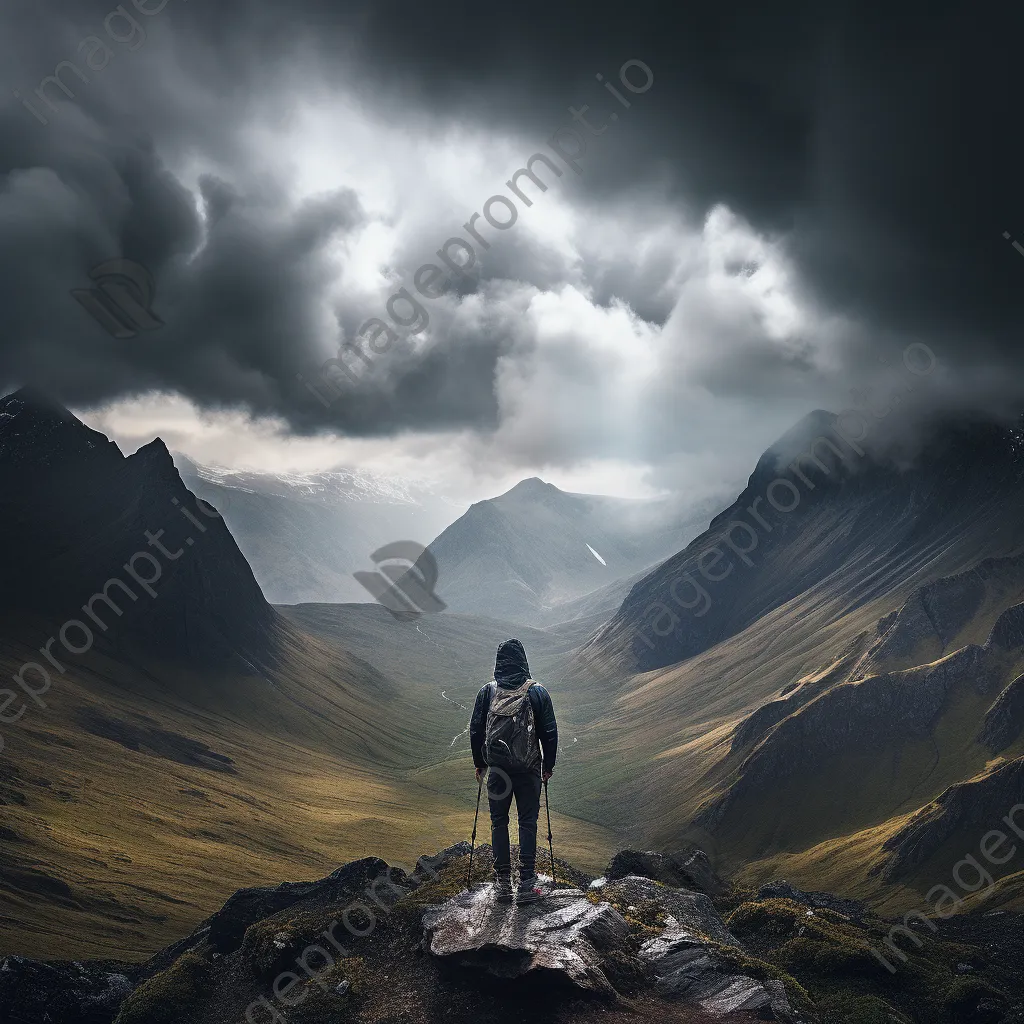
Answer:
[{"left": 0, "top": 613, "right": 617, "bottom": 961}]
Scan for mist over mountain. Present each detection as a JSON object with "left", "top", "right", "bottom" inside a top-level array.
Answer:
[
  {"left": 586, "top": 409, "right": 1024, "bottom": 672},
  {"left": 173, "top": 454, "right": 464, "bottom": 605}
]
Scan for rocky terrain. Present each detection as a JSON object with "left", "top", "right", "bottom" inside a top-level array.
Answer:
[{"left": 3, "top": 843, "right": 1021, "bottom": 1024}]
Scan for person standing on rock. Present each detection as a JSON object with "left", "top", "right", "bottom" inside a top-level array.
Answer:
[{"left": 470, "top": 638, "right": 558, "bottom": 904}]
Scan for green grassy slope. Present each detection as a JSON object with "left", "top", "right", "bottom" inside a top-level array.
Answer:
[{"left": 0, "top": 612, "right": 618, "bottom": 961}]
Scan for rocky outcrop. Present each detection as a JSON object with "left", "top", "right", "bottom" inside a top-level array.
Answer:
[
  {"left": 604, "top": 849, "right": 728, "bottom": 897},
  {"left": 986, "top": 602, "right": 1024, "bottom": 653},
  {"left": 422, "top": 884, "right": 632, "bottom": 994},
  {"left": 700, "top": 644, "right": 1001, "bottom": 830},
  {"left": 601, "top": 874, "right": 737, "bottom": 946},
  {"left": 422, "top": 873, "right": 798, "bottom": 1019},
  {"left": 755, "top": 881, "right": 869, "bottom": 924},
  {"left": 4, "top": 844, "right": 1021, "bottom": 1024},
  {"left": 145, "top": 855, "right": 421, "bottom": 977},
  {"left": 640, "top": 927, "right": 797, "bottom": 1019},
  {"left": 731, "top": 639, "right": 867, "bottom": 753},
  {"left": 870, "top": 573, "right": 987, "bottom": 666},
  {"left": 0, "top": 955, "right": 136, "bottom": 1024},
  {"left": 601, "top": 877, "right": 799, "bottom": 1019}
]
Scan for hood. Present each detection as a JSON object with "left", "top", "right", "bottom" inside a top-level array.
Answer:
[{"left": 494, "top": 638, "right": 531, "bottom": 688}]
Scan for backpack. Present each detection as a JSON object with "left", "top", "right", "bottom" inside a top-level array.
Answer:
[{"left": 484, "top": 679, "right": 541, "bottom": 773}]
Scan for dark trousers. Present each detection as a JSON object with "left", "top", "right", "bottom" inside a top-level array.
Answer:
[{"left": 487, "top": 768, "right": 542, "bottom": 877}]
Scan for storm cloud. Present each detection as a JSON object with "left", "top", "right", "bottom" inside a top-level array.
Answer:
[{"left": 1, "top": 0, "right": 1022, "bottom": 483}]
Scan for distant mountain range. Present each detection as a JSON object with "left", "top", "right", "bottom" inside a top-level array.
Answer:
[
  {"left": 173, "top": 453, "right": 464, "bottom": 605},
  {"left": 174, "top": 454, "right": 723, "bottom": 622}
]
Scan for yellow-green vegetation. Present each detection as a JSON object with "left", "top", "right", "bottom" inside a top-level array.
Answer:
[
  {"left": 288, "top": 957, "right": 366, "bottom": 1024},
  {"left": 113, "top": 946, "right": 218, "bottom": 1024},
  {"left": 812, "top": 994, "right": 912, "bottom": 1024},
  {"left": 604, "top": 896, "right": 667, "bottom": 938},
  {"left": 709, "top": 941, "right": 814, "bottom": 1018},
  {"left": 725, "top": 898, "right": 1003, "bottom": 1023},
  {"left": 728, "top": 898, "right": 881, "bottom": 975},
  {"left": 393, "top": 859, "right": 494, "bottom": 917}
]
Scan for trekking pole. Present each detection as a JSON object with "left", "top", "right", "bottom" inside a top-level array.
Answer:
[
  {"left": 543, "top": 777, "right": 556, "bottom": 888},
  {"left": 467, "top": 775, "right": 483, "bottom": 889}
]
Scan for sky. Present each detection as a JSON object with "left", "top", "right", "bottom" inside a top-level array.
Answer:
[{"left": 2, "top": 0, "right": 1022, "bottom": 503}]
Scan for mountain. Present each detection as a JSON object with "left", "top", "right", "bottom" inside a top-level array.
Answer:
[
  {"left": 585, "top": 410, "right": 1024, "bottom": 671},
  {"left": 0, "top": 388, "right": 273, "bottom": 665},
  {"left": 0, "top": 390, "right": 617, "bottom": 961},
  {"left": 560, "top": 408, "right": 1024, "bottom": 915},
  {"left": 424, "top": 477, "right": 719, "bottom": 622},
  {"left": 173, "top": 455, "right": 464, "bottom": 605}
]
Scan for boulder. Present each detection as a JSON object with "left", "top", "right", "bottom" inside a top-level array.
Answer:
[
  {"left": 604, "top": 848, "right": 728, "bottom": 896},
  {"left": 601, "top": 875, "right": 738, "bottom": 946},
  {"left": 144, "top": 854, "right": 424, "bottom": 977},
  {"left": 422, "top": 873, "right": 801, "bottom": 1018},
  {"left": 600, "top": 876, "right": 800, "bottom": 1019},
  {"left": 422, "top": 885, "right": 632, "bottom": 994}
]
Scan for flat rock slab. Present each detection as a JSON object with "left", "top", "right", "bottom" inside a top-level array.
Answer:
[
  {"left": 640, "top": 926, "right": 798, "bottom": 1021},
  {"left": 422, "top": 885, "right": 631, "bottom": 994}
]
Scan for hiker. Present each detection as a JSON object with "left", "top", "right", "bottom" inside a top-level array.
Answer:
[{"left": 470, "top": 638, "right": 558, "bottom": 903}]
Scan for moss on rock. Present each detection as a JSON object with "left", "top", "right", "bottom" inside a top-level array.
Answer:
[{"left": 113, "top": 947, "right": 218, "bottom": 1024}]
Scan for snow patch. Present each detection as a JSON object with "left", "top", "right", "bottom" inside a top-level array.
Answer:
[{"left": 586, "top": 543, "right": 607, "bottom": 565}]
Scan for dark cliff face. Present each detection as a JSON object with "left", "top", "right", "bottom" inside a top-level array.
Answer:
[
  {"left": 880, "top": 757, "right": 1024, "bottom": 881},
  {"left": 0, "top": 388, "right": 275, "bottom": 665},
  {"left": 587, "top": 412, "right": 1024, "bottom": 673}
]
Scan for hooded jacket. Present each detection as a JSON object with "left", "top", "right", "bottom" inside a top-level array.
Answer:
[{"left": 469, "top": 638, "right": 558, "bottom": 773}]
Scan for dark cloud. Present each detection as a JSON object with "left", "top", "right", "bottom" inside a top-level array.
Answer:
[{"left": 1, "top": 0, "right": 1021, "bottom": 443}]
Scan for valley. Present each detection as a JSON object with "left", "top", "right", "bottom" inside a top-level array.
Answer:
[{"left": 4, "top": 389, "right": 1024, "bottom": 977}]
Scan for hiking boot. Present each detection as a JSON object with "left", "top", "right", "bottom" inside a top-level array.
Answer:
[
  {"left": 516, "top": 874, "right": 544, "bottom": 903},
  {"left": 493, "top": 874, "right": 513, "bottom": 903}
]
